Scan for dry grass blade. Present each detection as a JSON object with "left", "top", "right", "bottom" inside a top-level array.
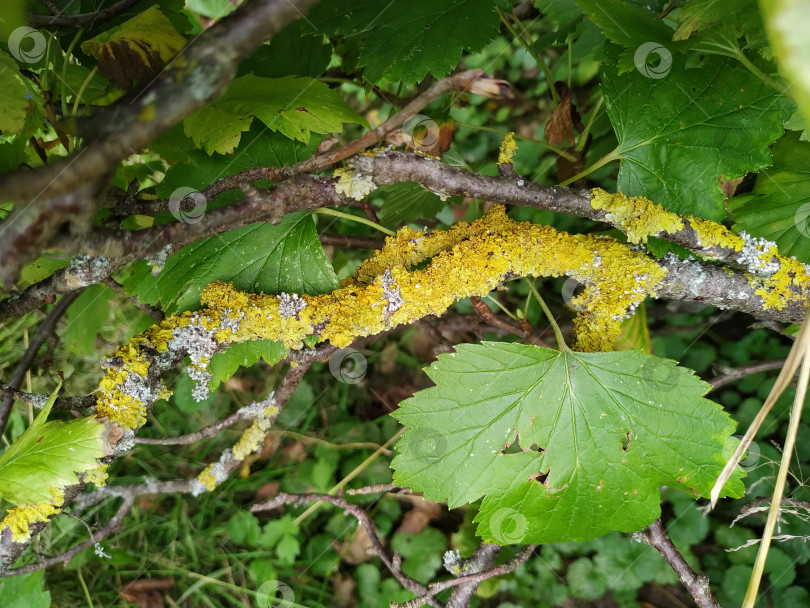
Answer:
[
  {"left": 743, "top": 318, "right": 810, "bottom": 607},
  {"left": 709, "top": 317, "right": 810, "bottom": 509}
]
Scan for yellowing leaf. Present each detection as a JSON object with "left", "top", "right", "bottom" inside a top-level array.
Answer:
[
  {"left": 0, "top": 383, "right": 107, "bottom": 505},
  {"left": 80, "top": 4, "right": 186, "bottom": 89}
]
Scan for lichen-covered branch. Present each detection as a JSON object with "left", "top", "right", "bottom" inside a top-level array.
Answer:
[{"left": 3, "top": 189, "right": 810, "bottom": 573}]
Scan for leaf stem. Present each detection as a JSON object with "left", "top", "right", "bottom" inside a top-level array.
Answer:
[
  {"left": 733, "top": 49, "right": 790, "bottom": 96},
  {"left": 497, "top": 7, "right": 559, "bottom": 107},
  {"left": 575, "top": 95, "right": 604, "bottom": 153},
  {"left": 484, "top": 294, "right": 520, "bottom": 321},
  {"left": 558, "top": 149, "right": 621, "bottom": 186},
  {"left": 525, "top": 279, "right": 568, "bottom": 351},
  {"left": 313, "top": 208, "right": 396, "bottom": 236},
  {"left": 72, "top": 66, "right": 99, "bottom": 117},
  {"left": 61, "top": 26, "right": 86, "bottom": 117}
]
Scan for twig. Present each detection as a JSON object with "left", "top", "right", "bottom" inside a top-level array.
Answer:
[
  {"left": 319, "top": 233, "right": 385, "bottom": 250},
  {"left": 395, "top": 545, "right": 537, "bottom": 608},
  {"left": 469, "top": 296, "right": 529, "bottom": 339},
  {"left": 0, "top": 384, "right": 95, "bottom": 411},
  {"left": 345, "top": 484, "right": 407, "bottom": 495},
  {"left": 709, "top": 359, "right": 788, "bottom": 391},
  {"left": 103, "top": 278, "right": 164, "bottom": 322},
  {"left": 7, "top": 496, "right": 135, "bottom": 575},
  {"left": 28, "top": 0, "right": 140, "bottom": 27},
  {"left": 446, "top": 544, "right": 502, "bottom": 608},
  {"left": 0, "top": 291, "right": 79, "bottom": 437},
  {"left": 635, "top": 519, "right": 721, "bottom": 608},
  {"left": 0, "top": 0, "right": 321, "bottom": 283},
  {"left": 251, "top": 492, "right": 443, "bottom": 608}
]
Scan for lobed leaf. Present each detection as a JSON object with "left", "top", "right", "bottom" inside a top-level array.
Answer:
[
  {"left": 0, "top": 384, "right": 106, "bottom": 505},
  {"left": 392, "top": 342, "right": 743, "bottom": 544}
]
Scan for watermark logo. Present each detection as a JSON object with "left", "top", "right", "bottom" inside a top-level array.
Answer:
[
  {"left": 406, "top": 428, "right": 448, "bottom": 463},
  {"left": 8, "top": 26, "right": 47, "bottom": 64},
  {"left": 489, "top": 507, "right": 528, "bottom": 544},
  {"left": 168, "top": 187, "right": 206, "bottom": 224},
  {"left": 329, "top": 348, "right": 367, "bottom": 384},
  {"left": 256, "top": 580, "right": 295, "bottom": 608},
  {"left": 634, "top": 42, "right": 672, "bottom": 79},
  {"left": 638, "top": 358, "right": 680, "bottom": 392},
  {"left": 401, "top": 114, "right": 440, "bottom": 153},
  {"left": 794, "top": 203, "right": 810, "bottom": 239},
  {"left": 724, "top": 435, "right": 761, "bottom": 472},
  {"left": 561, "top": 277, "right": 585, "bottom": 310}
]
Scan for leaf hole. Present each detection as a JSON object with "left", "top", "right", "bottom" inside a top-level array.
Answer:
[{"left": 621, "top": 431, "right": 632, "bottom": 452}]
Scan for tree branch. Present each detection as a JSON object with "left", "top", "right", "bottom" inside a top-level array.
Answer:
[
  {"left": 0, "top": 291, "right": 80, "bottom": 437},
  {"left": 635, "top": 519, "right": 721, "bottom": 608},
  {"left": 28, "top": 0, "right": 141, "bottom": 27},
  {"left": 0, "top": 0, "right": 321, "bottom": 284}
]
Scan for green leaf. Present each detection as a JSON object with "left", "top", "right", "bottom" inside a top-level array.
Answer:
[
  {"left": 63, "top": 284, "right": 113, "bottom": 355},
  {"left": 119, "top": 211, "right": 339, "bottom": 313},
  {"left": 390, "top": 529, "right": 446, "bottom": 583},
  {"left": 602, "top": 51, "right": 792, "bottom": 220},
  {"left": 208, "top": 340, "right": 288, "bottom": 391},
  {"left": 392, "top": 342, "right": 743, "bottom": 544},
  {"left": 238, "top": 19, "right": 331, "bottom": 79},
  {"left": 156, "top": 128, "right": 320, "bottom": 196},
  {"left": 0, "top": 384, "right": 106, "bottom": 505},
  {"left": 0, "top": 50, "right": 31, "bottom": 135},
  {"left": 730, "top": 131, "right": 810, "bottom": 263},
  {"left": 567, "top": 557, "right": 607, "bottom": 600},
  {"left": 575, "top": 0, "right": 675, "bottom": 73},
  {"left": 185, "top": 0, "right": 237, "bottom": 19},
  {"left": 308, "top": 0, "right": 500, "bottom": 85},
  {"left": 18, "top": 256, "right": 69, "bottom": 289},
  {"left": 375, "top": 182, "right": 453, "bottom": 227},
  {"left": 275, "top": 532, "right": 301, "bottom": 565},
  {"left": 0, "top": 571, "right": 50, "bottom": 608},
  {"left": 183, "top": 75, "right": 366, "bottom": 153}
]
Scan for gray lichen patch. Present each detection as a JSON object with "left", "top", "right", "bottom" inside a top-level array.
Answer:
[
  {"left": 381, "top": 269, "right": 403, "bottom": 319},
  {"left": 736, "top": 231, "right": 780, "bottom": 277},
  {"left": 277, "top": 292, "right": 307, "bottom": 319},
  {"left": 168, "top": 313, "right": 219, "bottom": 401}
]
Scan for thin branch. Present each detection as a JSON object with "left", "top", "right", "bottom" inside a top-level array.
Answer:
[
  {"left": 0, "top": 0, "right": 321, "bottom": 283},
  {"left": 446, "top": 544, "right": 502, "bottom": 608},
  {"left": 251, "top": 492, "right": 443, "bottom": 608},
  {"left": 469, "top": 296, "right": 529, "bottom": 339},
  {"left": 0, "top": 384, "right": 95, "bottom": 411},
  {"left": 28, "top": 0, "right": 140, "bottom": 27},
  {"left": 0, "top": 291, "right": 79, "bottom": 436},
  {"left": 635, "top": 519, "right": 721, "bottom": 608},
  {"left": 7, "top": 496, "right": 135, "bottom": 576},
  {"left": 133, "top": 402, "right": 276, "bottom": 445},
  {"left": 319, "top": 233, "right": 385, "bottom": 250},
  {"left": 395, "top": 545, "right": 537, "bottom": 608},
  {"left": 709, "top": 359, "right": 788, "bottom": 391}
]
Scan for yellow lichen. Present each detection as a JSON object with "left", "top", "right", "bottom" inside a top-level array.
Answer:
[
  {"left": 333, "top": 167, "right": 376, "bottom": 201},
  {"left": 83, "top": 464, "right": 109, "bottom": 487},
  {"left": 590, "top": 188, "right": 684, "bottom": 244},
  {"left": 197, "top": 464, "right": 217, "bottom": 492},
  {"left": 498, "top": 132, "right": 518, "bottom": 165},
  {"left": 687, "top": 217, "right": 746, "bottom": 252},
  {"left": 754, "top": 256, "right": 810, "bottom": 311},
  {"left": 232, "top": 404, "right": 279, "bottom": 460},
  {"left": 1, "top": 488, "right": 64, "bottom": 542}
]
